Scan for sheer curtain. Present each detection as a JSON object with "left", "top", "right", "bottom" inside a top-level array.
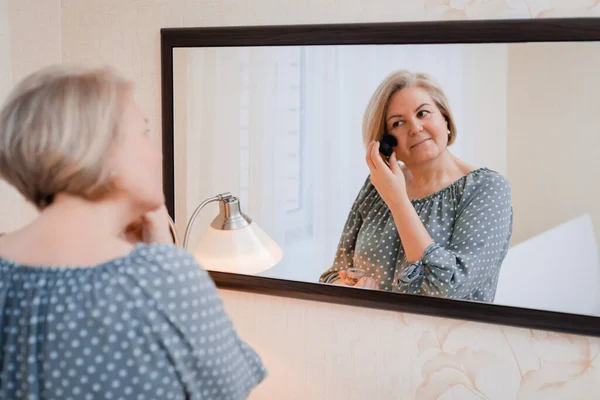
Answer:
[{"left": 174, "top": 43, "right": 508, "bottom": 283}]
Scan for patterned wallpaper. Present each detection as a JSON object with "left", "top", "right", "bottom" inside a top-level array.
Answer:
[
  {"left": 221, "top": 290, "right": 600, "bottom": 399},
  {"left": 426, "top": 0, "right": 600, "bottom": 19}
]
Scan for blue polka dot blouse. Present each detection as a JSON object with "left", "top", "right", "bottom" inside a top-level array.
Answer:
[
  {"left": 320, "top": 167, "right": 514, "bottom": 302},
  {"left": 0, "top": 243, "right": 266, "bottom": 399}
]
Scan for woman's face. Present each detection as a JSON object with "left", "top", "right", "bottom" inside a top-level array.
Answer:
[
  {"left": 385, "top": 86, "right": 450, "bottom": 166},
  {"left": 109, "top": 94, "right": 164, "bottom": 213}
]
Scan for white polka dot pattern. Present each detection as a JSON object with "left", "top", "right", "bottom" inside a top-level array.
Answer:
[
  {"left": 320, "top": 168, "right": 513, "bottom": 302},
  {"left": 0, "top": 243, "right": 266, "bottom": 399}
]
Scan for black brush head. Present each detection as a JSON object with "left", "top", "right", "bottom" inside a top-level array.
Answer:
[
  {"left": 379, "top": 134, "right": 397, "bottom": 157},
  {"left": 382, "top": 133, "right": 398, "bottom": 147},
  {"left": 379, "top": 142, "right": 394, "bottom": 157}
]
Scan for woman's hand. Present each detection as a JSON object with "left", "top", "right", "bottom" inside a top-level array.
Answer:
[
  {"left": 331, "top": 270, "right": 349, "bottom": 286},
  {"left": 123, "top": 205, "right": 175, "bottom": 244},
  {"left": 365, "top": 141, "right": 409, "bottom": 210},
  {"left": 353, "top": 277, "right": 379, "bottom": 290},
  {"left": 331, "top": 270, "right": 379, "bottom": 290}
]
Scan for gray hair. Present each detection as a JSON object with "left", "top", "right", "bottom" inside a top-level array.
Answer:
[{"left": 0, "top": 65, "right": 132, "bottom": 210}]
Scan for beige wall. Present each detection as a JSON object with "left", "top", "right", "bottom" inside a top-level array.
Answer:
[
  {"left": 507, "top": 41, "right": 600, "bottom": 248},
  {"left": 461, "top": 43, "right": 509, "bottom": 175},
  {"left": 1, "top": 0, "right": 63, "bottom": 231},
  {"left": 2, "top": 0, "right": 600, "bottom": 398},
  {"left": 0, "top": 0, "right": 18, "bottom": 232},
  {"left": 0, "top": 0, "right": 10, "bottom": 100}
]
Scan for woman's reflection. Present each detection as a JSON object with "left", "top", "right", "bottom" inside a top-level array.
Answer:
[{"left": 319, "top": 70, "right": 513, "bottom": 301}]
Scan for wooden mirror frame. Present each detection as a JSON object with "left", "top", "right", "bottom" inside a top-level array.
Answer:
[{"left": 161, "top": 18, "right": 600, "bottom": 337}]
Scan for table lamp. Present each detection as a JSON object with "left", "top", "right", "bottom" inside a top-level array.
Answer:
[{"left": 168, "top": 192, "right": 282, "bottom": 275}]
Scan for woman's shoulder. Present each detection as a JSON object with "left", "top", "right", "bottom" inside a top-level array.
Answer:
[
  {"left": 131, "top": 242, "right": 198, "bottom": 264},
  {"left": 127, "top": 242, "right": 212, "bottom": 282},
  {"left": 464, "top": 167, "right": 511, "bottom": 193},
  {"left": 456, "top": 167, "right": 512, "bottom": 215}
]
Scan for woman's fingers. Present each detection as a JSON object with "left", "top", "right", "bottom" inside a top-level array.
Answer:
[
  {"left": 331, "top": 270, "right": 348, "bottom": 286},
  {"left": 371, "top": 141, "right": 383, "bottom": 169},
  {"left": 371, "top": 143, "right": 389, "bottom": 171},
  {"left": 123, "top": 219, "right": 143, "bottom": 243},
  {"left": 365, "top": 141, "right": 376, "bottom": 170},
  {"left": 366, "top": 140, "right": 395, "bottom": 175},
  {"left": 389, "top": 151, "right": 401, "bottom": 174},
  {"left": 366, "top": 278, "right": 379, "bottom": 289},
  {"left": 355, "top": 277, "right": 379, "bottom": 290}
]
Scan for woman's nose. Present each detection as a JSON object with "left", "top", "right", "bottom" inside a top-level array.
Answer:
[{"left": 407, "top": 119, "right": 423, "bottom": 135}]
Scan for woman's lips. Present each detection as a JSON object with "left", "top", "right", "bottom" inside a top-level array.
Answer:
[{"left": 410, "top": 138, "right": 431, "bottom": 149}]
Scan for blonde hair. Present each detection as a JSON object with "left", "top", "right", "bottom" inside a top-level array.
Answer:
[
  {"left": 362, "top": 70, "right": 457, "bottom": 148},
  {"left": 0, "top": 65, "right": 132, "bottom": 210}
]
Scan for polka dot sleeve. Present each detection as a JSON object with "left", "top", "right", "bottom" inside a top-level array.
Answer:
[
  {"left": 133, "top": 244, "right": 268, "bottom": 399},
  {"left": 396, "top": 174, "right": 513, "bottom": 300}
]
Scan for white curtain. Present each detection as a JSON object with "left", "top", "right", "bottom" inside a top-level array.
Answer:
[{"left": 174, "top": 44, "right": 508, "bottom": 283}]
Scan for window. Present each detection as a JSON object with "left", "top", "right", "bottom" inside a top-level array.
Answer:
[
  {"left": 237, "top": 47, "right": 311, "bottom": 245},
  {"left": 281, "top": 48, "right": 312, "bottom": 244}
]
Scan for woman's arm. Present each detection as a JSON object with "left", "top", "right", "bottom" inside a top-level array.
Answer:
[
  {"left": 388, "top": 195, "right": 435, "bottom": 262},
  {"left": 364, "top": 142, "right": 434, "bottom": 262},
  {"left": 365, "top": 142, "right": 513, "bottom": 299},
  {"left": 395, "top": 173, "right": 513, "bottom": 299},
  {"left": 136, "top": 245, "right": 267, "bottom": 398}
]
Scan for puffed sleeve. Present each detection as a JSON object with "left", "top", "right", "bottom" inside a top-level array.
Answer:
[
  {"left": 319, "top": 177, "right": 372, "bottom": 284},
  {"left": 395, "top": 172, "right": 513, "bottom": 300},
  {"left": 134, "top": 244, "right": 267, "bottom": 399}
]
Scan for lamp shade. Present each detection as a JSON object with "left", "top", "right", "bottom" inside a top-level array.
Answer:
[{"left": 193, "top": 221, "right": 283, "bottom": 274}]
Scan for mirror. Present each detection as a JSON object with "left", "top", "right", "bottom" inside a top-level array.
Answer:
[{"left": 166, "top": 28, "right": 600, "bottom": 320}]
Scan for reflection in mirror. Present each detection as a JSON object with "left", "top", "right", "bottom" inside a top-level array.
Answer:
[{"left": 172, "top": 42, "right": 600, "bottom": 317}]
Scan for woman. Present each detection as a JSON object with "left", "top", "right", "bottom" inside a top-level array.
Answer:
[
  {"left": 0, "top": 66, "right": 266, "bottom": 399},
  {"left": 319, "top": 70, "right": 513, "bottom": 302}
]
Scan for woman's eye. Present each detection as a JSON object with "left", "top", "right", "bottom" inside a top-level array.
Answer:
[
  {"left": 417, "top": 110, "right": 430, "bottom": 118},
  {"left": 392, "top": 120, "right": 403, "bottom": 128}
]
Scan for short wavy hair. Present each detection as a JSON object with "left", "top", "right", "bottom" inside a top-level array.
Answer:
[
  {"left": 0, "top": 65, "right": 131, "bottom": 210},
  {"left": 362, "top": 70, "right": 457, "bottom": 148}
]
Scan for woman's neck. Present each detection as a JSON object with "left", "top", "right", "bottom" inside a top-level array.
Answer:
[
  {"left": 0, "top": 194, "right": 140, "bottom": 267},
  {"left": 40, "top": 194, "right": 138, "bottom": 239},
  {"left": 402, "top": 151, "right": 477, "bottom": 201},
  {"left": 404, "top": 150, "right": 464, "bottom": 188}
]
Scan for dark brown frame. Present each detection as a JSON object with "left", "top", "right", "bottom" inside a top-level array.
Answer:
[{"left": 161, "top": 17, "right": 600, "bottom": 337}]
